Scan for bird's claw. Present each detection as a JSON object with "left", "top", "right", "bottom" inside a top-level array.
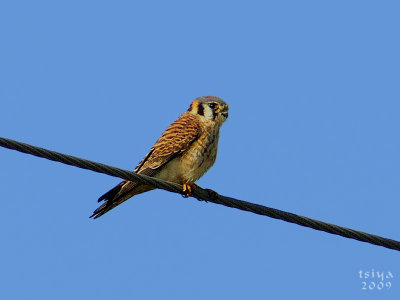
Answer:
[
  {"left": 182, "top": 184, "right": 218, "bottom": 202},
  {"left": 182, "top": 183, "right": 198, "bottom": 198}
]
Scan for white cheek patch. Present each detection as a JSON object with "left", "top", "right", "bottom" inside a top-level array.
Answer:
[{"left": 203, "top": 106, "right": 215, "bottom": 120}]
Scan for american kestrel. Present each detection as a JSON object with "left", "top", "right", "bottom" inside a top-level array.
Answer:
[{"left": 90, "top": 96, "right": 229, "bottom": 218}]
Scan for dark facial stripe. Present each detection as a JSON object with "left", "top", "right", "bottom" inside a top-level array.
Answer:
[
  {"left": 212, "top": 109, "right": 217, "bottom": 120},
  {"left": 197, "top": 103, "right": 204, "bottom": 116}
]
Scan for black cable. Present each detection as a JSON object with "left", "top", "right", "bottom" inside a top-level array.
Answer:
[{"left": 1, "top": 137, "right": 399, "bottom": 252}]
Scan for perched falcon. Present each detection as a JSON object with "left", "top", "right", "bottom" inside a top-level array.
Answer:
[{"left": 90, "top": 96, "right": 229, "bottom": 218}]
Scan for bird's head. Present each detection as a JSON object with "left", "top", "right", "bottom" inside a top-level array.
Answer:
[{"left": 188, "top": 96, "right": 229, "bottom": 124}]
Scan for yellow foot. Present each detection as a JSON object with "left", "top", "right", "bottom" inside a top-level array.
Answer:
[{"left": 182, "top": 183, "right": 199, "bottom": 198}]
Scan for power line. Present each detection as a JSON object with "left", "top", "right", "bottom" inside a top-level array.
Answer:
[{"left": 1, "top": 136, "right": 399, "bottom": 252}]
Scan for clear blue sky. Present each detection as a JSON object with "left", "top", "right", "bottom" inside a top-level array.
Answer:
[{"left": 1, "top": 1, "right": 399, "bottom": 299}]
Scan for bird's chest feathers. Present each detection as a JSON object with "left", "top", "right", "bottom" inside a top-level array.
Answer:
[{"left": 180, "top": 126, "right": 220, "bottom": 182}]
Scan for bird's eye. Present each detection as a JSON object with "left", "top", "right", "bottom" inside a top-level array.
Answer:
[{"left": 208, "top": 103, "right": 216, "bottom": 109}]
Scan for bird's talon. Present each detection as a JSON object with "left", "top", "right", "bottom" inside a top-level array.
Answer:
[{"left": 182, "top": 183, "right": 198, "bottom": 198}]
